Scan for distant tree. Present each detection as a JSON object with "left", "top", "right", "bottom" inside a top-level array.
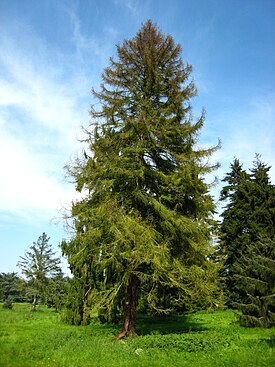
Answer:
[
  {"left": 0, "top": 272, "right": 18, "bottom": 301},
  {"left": 219, "top": 156, "right": 275, "bottom": 326},
  {"left": 0, "top": 272, "right": 25, "bottom": 308},
  {"left": 17, "top": 233, "right": 62, "bottom": 311},
  {"left": 62, "top": 20, "right": 220, "bottom": 338}
]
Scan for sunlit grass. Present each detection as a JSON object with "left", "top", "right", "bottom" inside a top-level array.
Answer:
[{"left": 0, "top": 304, "right": 274, "bottom": 366}]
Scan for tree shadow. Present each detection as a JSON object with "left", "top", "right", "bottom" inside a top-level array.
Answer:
[
  {"left": 260, "top": 337, "right": 275, "bottom": 348},
  {"left": 136, "top": 313, "right": 207, "bottom": 335}
]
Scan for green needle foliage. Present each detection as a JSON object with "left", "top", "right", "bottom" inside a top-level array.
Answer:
[
  {"left": 219, "top": 159, "right": 251, "bottom": 290},
  {"left": 233, "top": 235, "right": 275, "bottom": 327},
  {"left": 62, "top": 20, "right": 220, "bottom": 337},
  {"left": 219, "top": 156, "right": 275, "bottom": 327}
]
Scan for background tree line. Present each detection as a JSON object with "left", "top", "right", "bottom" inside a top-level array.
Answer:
[
  {"left": 1, "top": 21, "right": 274, "bottom": 334},
  {"left": 1, "top": 233, "right": 69, "bottom": 311}
]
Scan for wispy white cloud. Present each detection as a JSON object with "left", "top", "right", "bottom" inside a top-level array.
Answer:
[
  {"left": 66, "top": 3, "right": 119, "bottom": 70},
  {"left": 194, "top": 89, "right": 275, "bottom": 217},
  {"left": 0, "top": 0, "right": 127, "bottom": 228},
  {"left": 201, "top": 92, "right": 275, "bottom": 215},
  {"left": 0, "top": 130, "right": 73, "bottom": 219},
  {"left": 113, "top": 0, "right": 138, "bottom": 15},
  {"left": 214, "top": 94, "right": 275, "bottom": 178},
  {"left": 0, "top": 30, "right": 88, "bottom": 135},
  {"left": 0, "top": 18, "right": 92, "bottom": 223}
]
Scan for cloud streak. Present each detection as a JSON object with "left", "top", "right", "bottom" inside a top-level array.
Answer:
[
  {"left": 0, "top": 18, "right": 92, "bottom": 223},
  {"left": 213, "top": 94, "right": 275, "bottom": 179}
]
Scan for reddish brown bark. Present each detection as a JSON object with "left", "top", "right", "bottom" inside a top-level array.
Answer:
[{"left": 117, "top": 274, "right": 139, "bottom": 339}]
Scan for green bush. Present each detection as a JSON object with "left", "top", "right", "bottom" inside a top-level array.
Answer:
[{"left": 2, "top": 297, "right": 13, "bottom": 309}]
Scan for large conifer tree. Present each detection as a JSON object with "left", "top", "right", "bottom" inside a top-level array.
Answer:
[{"left": 62, "top": 20, "right": 220, "bottom": 338}]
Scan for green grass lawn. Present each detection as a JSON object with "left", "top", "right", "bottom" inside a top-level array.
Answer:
[{"left": 0, "top": 303, "right": 274, "bottom": 367}]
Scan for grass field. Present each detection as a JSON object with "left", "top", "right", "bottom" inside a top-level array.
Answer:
[{"left": 0, "top": 303, "right": 274, "bottom": 367}]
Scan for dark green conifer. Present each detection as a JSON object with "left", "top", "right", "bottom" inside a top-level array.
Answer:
[
  {"left": 233, "top": 235, "right": 275, "bottom": 327},
  {"left": 219, "top": 156, "right": 275, "bottom": 327},
  {"left": 219, "top": 159, "right": 251, "bottom": 300},
  {"left": 0, "top": 272, "right": 23, "bottom": 308}
]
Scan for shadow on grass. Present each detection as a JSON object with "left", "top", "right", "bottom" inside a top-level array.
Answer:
[
  {"left": 261, "top": 337, "right": 275, "bottom": 348},
  {"left": 136, "top": 313, "right": 206, "bottom": 335}
]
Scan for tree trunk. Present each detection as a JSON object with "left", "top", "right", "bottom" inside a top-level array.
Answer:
[
  {"left": 32, "top": 295, "right": 38, "bottom": 312},
  {"left": 117, "top": 273, "right": 139, "bottom": 339}
]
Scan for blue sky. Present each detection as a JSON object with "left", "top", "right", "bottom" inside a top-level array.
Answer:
[{"left": 0, "top": 0, "right": 274, "bottom": 275}]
